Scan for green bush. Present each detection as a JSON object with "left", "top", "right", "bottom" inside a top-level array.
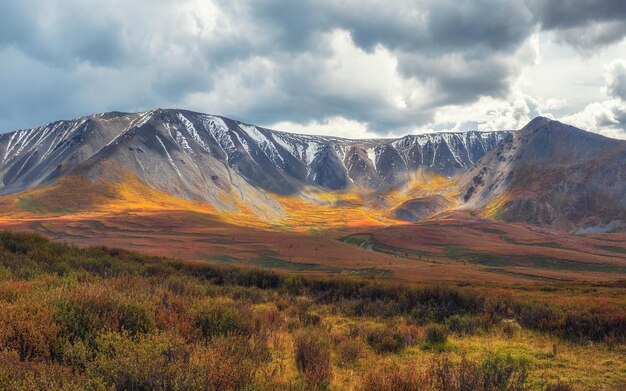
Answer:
[
  {"left": 446, "top": 315, "right": 480, "bottom": 336},
  {"left": 117, "top": 302, "right": 156, "bottom": 335},
  {"left": 53, "top": 300, "right": 103, "bottom": 346},
  {"left": 423, "top": 324, "right": 448, "bottom": 345},
  {"left": 195, "top": 302, "right": 253, "bottom": 340},
  {"left": 480, "top": 355, "right": 528, "bottom": 391}
]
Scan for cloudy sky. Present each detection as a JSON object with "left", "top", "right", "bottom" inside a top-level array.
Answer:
[{"left": 1, "top": 0, "right": 626, "bottom": 139}]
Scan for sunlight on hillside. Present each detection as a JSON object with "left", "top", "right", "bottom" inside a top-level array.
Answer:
[{"left": 0, "top": 167, "right": 461, "bottom": 232}]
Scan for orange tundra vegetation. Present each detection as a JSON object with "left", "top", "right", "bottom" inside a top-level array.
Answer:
[
  {"left": 0, "top": 167, "right": 458, "bottom": 230},
  {"left": 0, "top": 232, "right": 624, "bottom": 390}
]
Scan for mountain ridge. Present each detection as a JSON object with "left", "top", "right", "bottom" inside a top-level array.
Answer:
[
  {"left": 0, "top": 108, "right": 509, "bottom": 196},
  {"left": 459, "top": 116, "right": 626, "bottom": 230},
  {"left": 2, "top": 110, "right": 624, "bottom": 232}
]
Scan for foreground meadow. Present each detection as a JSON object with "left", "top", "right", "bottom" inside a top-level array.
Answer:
[{"left": 0, "top": 232, "right": 623, "bottom": 390}]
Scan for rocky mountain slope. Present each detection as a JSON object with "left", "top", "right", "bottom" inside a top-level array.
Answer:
[
  {"left": 459, "top": 117, "right": 626, "bottom": 231},
  {"left": 0, "top": 109, "right": 507, "bottom": 212},
  {"left": 4, "top": 110, "right": 622, "bottom": 232}
]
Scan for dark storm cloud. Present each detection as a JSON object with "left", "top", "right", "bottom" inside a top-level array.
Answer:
[
  {"left": 1, "top": 0, "right": 626, "bottom": 135},
  {"left": 527, "top": 0, "right": 626, "bottom": 30},
  {"left": 240, "top": 0, "right": 535, "bottom": 55},
  {"left": 553, "top": 21, "right": 626, "bottom": 51},
  {"left": 527, "top": 0, "right": 626, "bottom": 49},
  {"left": 199, "top": 0, "right": 539, "bottom": 132},
  {"left": 425, "top": 0, "right": 533, "bottom": 53},
  {"left": 396, "top": 52, "right": 516, "bottom": 107},
  {"left": 0, "top": 1, "right": 127, "bottom": 68}
]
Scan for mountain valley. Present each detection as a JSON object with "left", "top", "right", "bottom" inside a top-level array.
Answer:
[{"left": 0, "top": 110, "right": 624, "bottom": 284}]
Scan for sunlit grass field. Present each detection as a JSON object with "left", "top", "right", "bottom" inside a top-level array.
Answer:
[{"left": 0, "top": 232, "right": 623, "bottom": 390}]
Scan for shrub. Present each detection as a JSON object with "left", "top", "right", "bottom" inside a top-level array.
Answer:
[
  {"left": 481, "top": 295, "right": 511, "bottom": 326},
  {"left": 397, "top": 324, "right": 420, "bottom": 347},
  {"left": 425, "top": 355, "right": 481, "bottom": 391},
  {"left": 164, "top": 275, "right": 207, "bottom": 296},
  {"left": 366, "top": 327, "right": 404, "bottom": 354},
  {"left": 562, "top": 307, "right": 626, "bottom": 343},
  {"left": 360, "top": 364, "right": 422, "bottom": 391},
  {"left": 446, "top": 315, "right": 480, "bottom": 336},
  {"left": 411, "top": 285, "right": 475, "bottom": 323},
  {"left": 253, "top": 308, "right": 283, "bottom": 336},
  {"left": 89, "top": 331, "right": 188, "bottom": 390},
  {"left": 54, "top": 292, "right": 155, "bottom": 343},
  {"left": 91, "top": 332, "right": 266, "bottom": 390},
  {"left": 294, "top": 331, "right": 332, "bottom": 388},
  {"left": 501, "top": 319, "right": 522, "bottom": 338},
  {"left": 300, "top": 311, "right": 322, "bottom": 327},
  {"left": 117, "top": 302, "right": 156, "bottom": 335},
  {"left": 423, "top": 324, "right": 448, "bottom": 345},
  {"left": 194, "top": 335, "right": 267, "bottom": 390},
  {"left": 515, "top": 303, "right": 563, "bottom": 334},
  {"left": 0, "top": 350, "right": 102, "bottom": 391},
  {"left": 0, "top": 280, "right": 32, "bottom": 302},
  {"left": 59, "top": 339, "right": 92, "bottom": 371},
  {"left": 335, "top": 339, "right": 362, "bottom": 366},
  {"left": 364, "top": 355, "right": 528, "bottom": 391},
  {"left": 0, "top": 265, "right": 12, "bottom": 281},
  {"left": 195, "top": 302, "right": 254, "bottom": 340},
  {"left": 53, "top": 300, "right": 103, "bottom": 346},
  {"left": 0, "top": 302, "right": 62, "bottom": 361},
  {"left": 228, "top": 285, "right": 266, "bottom": 303},
  {"left": 480, "top": 354, "right": 528, "bottom": 391}
]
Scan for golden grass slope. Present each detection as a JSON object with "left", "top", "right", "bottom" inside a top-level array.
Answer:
[{"left": 0, "top": 164, "right": 459, "bottom": 231}]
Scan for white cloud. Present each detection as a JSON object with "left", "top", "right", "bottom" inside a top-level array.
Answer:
[
  {"left": 604, "top": 58, "right": 626, "bottom": 100},
  {"left": 556, "top": 57, "right": 626, "bottom": 140},
  {"left": 270, "top": 117, "right": 377, "bottom": 139},
  {"left": 561, "top": 99, "right": 626, "bottom": 139}
]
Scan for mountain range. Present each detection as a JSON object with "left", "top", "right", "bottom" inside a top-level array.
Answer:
[{"left": 0, "top": 109, "right": 624, "bottom": 232}]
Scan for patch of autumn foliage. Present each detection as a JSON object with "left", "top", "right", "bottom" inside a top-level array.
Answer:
[{"left": 0, "top": 232, "right": 624, "bottom": 390}]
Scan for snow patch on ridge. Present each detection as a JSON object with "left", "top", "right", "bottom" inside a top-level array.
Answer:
[
  {"left": 177, "top": 113, "right": 210, "bottom": 153},
  {"left": 305, "top": 142, "right": 320, "bottom": 166},
  {"left": 200, "top": 115, "right": 236, "bottom": 155},
  {"left": 366, "top": 148, "right": 377, "bottom": 168},
  {"left": 176, "top": 131, "right": 195, "bottom": 157},
  {"left": 239, "top": 123, "right": 285, "bottom": 165},
  {"left": 155, "top": 134, "right": 183, "bottom": 180},
  {"left": 273, "top": 133, "right": 304, "bottom": 160}
]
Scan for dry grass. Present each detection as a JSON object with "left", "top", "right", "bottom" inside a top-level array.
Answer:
[{"left": 0, "top": 232, "right": 623, "bottom": 390}]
